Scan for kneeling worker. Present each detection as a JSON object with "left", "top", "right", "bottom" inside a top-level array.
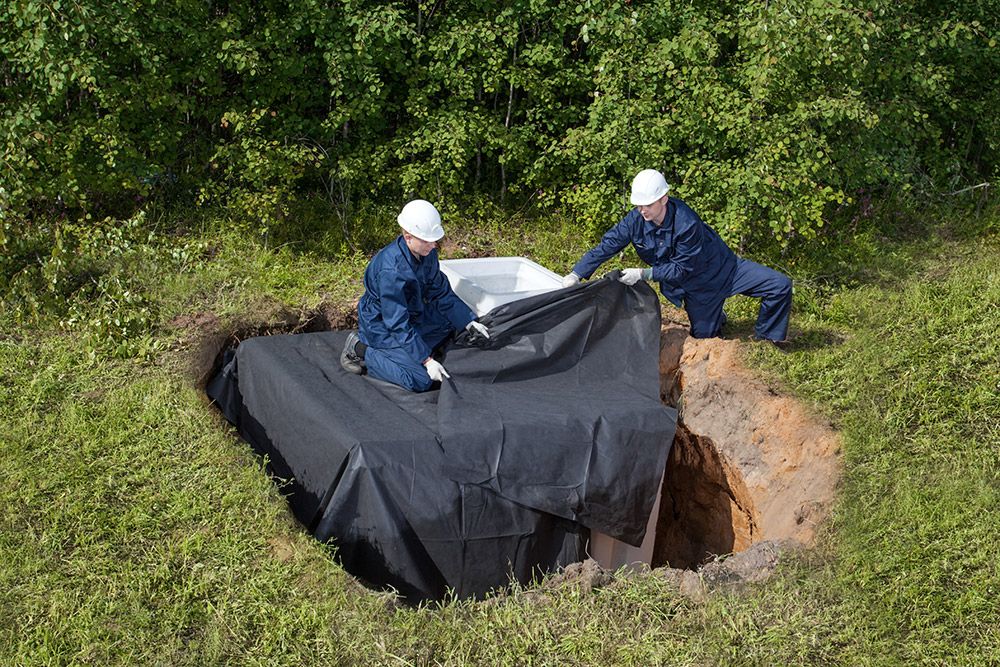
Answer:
[
  {"left": 340, "top": 199, "right": 490, "bottom": 391},
  {"left": 563, "top": 169, "right": 792, "bottom": 344}
]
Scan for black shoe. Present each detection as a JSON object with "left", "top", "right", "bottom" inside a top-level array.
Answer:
[
  {"left": 753, "top": 335, "right": 791, "bottom": 352},
  {"left": 340, "top": 332, "right": 366, "bottom": 374}
]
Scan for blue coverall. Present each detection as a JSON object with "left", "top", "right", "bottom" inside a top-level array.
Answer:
[
  {"left": 358, "top": 235, "right": 476, "bottom": 391},
  {"left": 572, "top": 198, "right": 792, "bottom": 341}
]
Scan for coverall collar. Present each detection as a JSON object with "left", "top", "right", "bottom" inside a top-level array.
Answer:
[
  {"left": 396, "top": 234, "right": 426, "bottom": 266},
  {"left": 645, "top": 199, "right": 677, "bottom": 231}
]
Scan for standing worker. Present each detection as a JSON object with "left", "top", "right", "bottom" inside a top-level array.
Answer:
[
  {"left": 562, "top": 169, "right": 792, "bottom": 344},
  {"left": 340, "top": 199, "right": 490, "bottom": 391}
]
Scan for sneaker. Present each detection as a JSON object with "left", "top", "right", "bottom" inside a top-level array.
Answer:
[
  {"left": 753, "top": 335, "right": 791, "bottom": 352},
  {"left": 340, "top": 332, "right": 366, "bottom": 374}
]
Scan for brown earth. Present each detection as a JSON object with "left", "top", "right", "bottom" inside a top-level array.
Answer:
[
  {"left": 652, "top": 324, "right": 841, "bottom": 570},
  {"left": 168, "top": 298, "right": 358, "bottom": 389}
]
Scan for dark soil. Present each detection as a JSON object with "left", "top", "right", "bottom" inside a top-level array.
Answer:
[{"left": 168, "top": 298, "right": 359, "bottom": 389}]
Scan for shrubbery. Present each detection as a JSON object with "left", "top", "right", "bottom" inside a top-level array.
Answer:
[{"left": 1, "top": 0, "right": 997, "bottom": 247}]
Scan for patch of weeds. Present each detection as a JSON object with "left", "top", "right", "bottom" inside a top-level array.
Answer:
[
  {"left": 3, "top": 211, "right": 218, "bottom": 361},
  {"left": 59, "top": 273, "right": 163, "bottom": 360}
]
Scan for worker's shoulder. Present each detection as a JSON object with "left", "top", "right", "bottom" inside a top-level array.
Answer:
[
  {"left": 671, "top": 197, "right": 696, "bottom": 215},
  {"left": 374, "top": 237, "right": 408, "bottom": 263},
  {"left": 367, "top": 245, "right": 413, "bottom": 277},
  {"left": 671, "top": 198, "right": 705, "bottom": 228},
  {"left": 621, "top": 207, "right": 643, "bottom": 223}
]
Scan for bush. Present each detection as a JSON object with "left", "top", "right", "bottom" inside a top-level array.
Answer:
[{"left": 1, "top": 0, "right": 997, "bottom": 250}]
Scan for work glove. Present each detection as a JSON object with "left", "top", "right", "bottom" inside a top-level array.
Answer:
[
  {"left": 619, "top": 268, "right": 651, "bottom": 286},
  {"left": 424, "top": 358, "right": 450, "bottom": 382},
  {"left": 465, "top": 320, "right": 490, "bottom": 339},
  {"left": 562, "top": 272, "right": 581, "bottom": 288}
]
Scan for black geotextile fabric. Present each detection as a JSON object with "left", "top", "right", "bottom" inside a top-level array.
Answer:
[{"left": 207, "top": 275, "right": 677, "bottom": 603}]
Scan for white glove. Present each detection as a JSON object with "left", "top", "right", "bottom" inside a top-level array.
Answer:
[
  {"left": 619, "top": 268, "right": 648, "bottom": 286},
  {"left": 466, "top": 320, "right": 490, "bottom": 339},
  {"left": 424, "top": 358, "right": 450, "bottom": 382},
  {"left": 562, "top": 272, "right": 581, "bottom": 288}
]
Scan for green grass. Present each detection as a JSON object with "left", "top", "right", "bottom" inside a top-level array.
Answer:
[
  {"left": 746, "top": 228, "right": 1000, "bottom": 664},
  {"left": 1, "top": 204, "right": 998, "bottom": 664}
]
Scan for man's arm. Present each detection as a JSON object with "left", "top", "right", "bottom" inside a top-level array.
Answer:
[
  {"left": 571, "top": 216, "right": 635, "bottom": 280},
  {"left": 424, "top": 254, "right": 476, "bottom": 331}
]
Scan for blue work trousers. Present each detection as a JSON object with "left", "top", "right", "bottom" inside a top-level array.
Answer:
[
  {"left": 364, "top": 325, "right": 452, "bottom": 392},
  {"left": 684, "top": 258, "right": 792, "bottom": 341}
]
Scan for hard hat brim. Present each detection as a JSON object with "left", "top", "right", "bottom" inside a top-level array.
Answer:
[
  {"left": 399, "top": 223, "right": 444, "bottom": 243},
  {"left": 630, "top": 193, "right": 658, "bottom": 206},
  {"left": 630, "top": 186, "right": 669, "bottom": 206}
]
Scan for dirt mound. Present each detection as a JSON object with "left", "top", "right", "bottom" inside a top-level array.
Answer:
[
  {"left": 653, "top": 325, "right": 841, "bottom": 569},
  {"left": 532, "top": 559, "right": 614, "bottom": 596},
  {"left": 654, "top": 539, "right": 799, "bottom": 602},
  {"left": 168, "top": 298, "right": 359, "bottom": 389},
  {"left": 528, "top": 539, "right": 798, "bottom": 605}
]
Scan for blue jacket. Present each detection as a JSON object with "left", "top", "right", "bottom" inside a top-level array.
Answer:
[
  {"left": 358, "top": 236, "right": 475, "bottom": 363},
  {"left": 572, "top": 198, "right": 737, "bottom": 307}
]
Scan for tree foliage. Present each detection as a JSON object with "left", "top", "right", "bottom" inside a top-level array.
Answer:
[{"left": 1, "top": 0, "right": 998, "bottom": 247}]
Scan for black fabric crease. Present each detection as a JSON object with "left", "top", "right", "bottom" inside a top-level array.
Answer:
[{"left": 207, "top": 276, "right": 677, "bottom": 602}]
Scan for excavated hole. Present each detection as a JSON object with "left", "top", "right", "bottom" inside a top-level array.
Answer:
[
  {"left": 175, "top": 299, "right": 358, "bottom": 390},
  {"left": 185, "top": 304, "right": 839, "bottom": 583},
  {"left": 650, "top": 324, "right": 840, "bottom": 571},
  {"left": 652, "top": 424, "right": 758, "bottom": 569}
]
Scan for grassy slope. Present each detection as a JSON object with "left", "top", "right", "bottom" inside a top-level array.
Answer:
[{"left": 1, "top": 207, "right": 998, "bottom": 665}]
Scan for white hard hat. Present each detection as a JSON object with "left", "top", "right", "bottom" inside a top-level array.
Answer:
[
  {"left": 630, "top": 169, "right": 670, "bottom": 206},
  {"left": 397, "top": 199, "right": 445, "bottom": 242}
]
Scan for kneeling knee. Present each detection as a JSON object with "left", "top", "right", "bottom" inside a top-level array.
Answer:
[
  {"left": 689, "top": 321, "right": 720, "bottom": 339},
  {"left": 777, "top": 275, "right": 793, "bottom": 298}
]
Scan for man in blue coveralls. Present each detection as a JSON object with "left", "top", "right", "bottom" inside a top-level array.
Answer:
[
  {"left": 562, "top": 169, "right": 792, "bottom": 344},
  {"left": 340, "top": 199, "right": 490, "bottom": 391}
]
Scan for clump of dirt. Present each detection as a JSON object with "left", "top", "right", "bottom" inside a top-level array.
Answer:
[
  {"left": 652, "top": 325, "right": 841, "bottom": 570},
  {"left": 538, "top": 558, "right": 614, "bottom": 593},
  {"left": 526, "top": 539, "right": 798, "bottom": 606},
  {"left": 654, "top": 539, "right": 799, "bottom": 602},
  {"left": 168, "top": 297, "right": 358, "bottom": 389}
]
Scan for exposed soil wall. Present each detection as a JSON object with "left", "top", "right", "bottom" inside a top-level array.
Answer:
[
  {"left": 653, "top": 424, "right": 759, "bottom": 569},
  {"left": 653, "top": 325, "right": 841, "bottom": 569}
]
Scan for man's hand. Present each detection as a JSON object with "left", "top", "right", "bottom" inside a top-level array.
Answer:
[
  {"left": 466, "top": 320, "right": 490, "bottom": 339},
  {"left": 562, "top": 272, "right": 581, "bottom": 288},
  {"left": 619, "top": 268, "right": 649, "bottom": 286},
  {"left": 424, "top": 358, "right": 450, "bottom": 382}
]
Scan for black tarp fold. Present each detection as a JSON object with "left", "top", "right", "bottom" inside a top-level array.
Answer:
[{"left": 208, "top": 276, "right": 677, "bottom": 602}]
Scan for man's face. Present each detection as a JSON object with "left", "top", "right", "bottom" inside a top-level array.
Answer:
[
  {"left": 637, "top": 194, "right": 669, "bottom": 225},
  {"left": 404, "top": 233, "right": 437, "bottom": 257}
]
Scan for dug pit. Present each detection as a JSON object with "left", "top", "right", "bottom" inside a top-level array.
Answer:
[
  {"left": 651, "top": 324, "right": 841, "bottom": 571},
  {"left": 185, "top": 306, "right": 840, "bottom": 589}
]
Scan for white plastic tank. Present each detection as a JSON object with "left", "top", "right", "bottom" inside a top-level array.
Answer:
[
  {"left": 440, "top": 257, "right": 563, "bottom": 317},
  {"left": 585, "top": 471, "right": 665, "bottom": 573}
]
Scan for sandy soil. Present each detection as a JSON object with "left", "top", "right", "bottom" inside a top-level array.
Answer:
[{"left": 653, "top": 324, "right": 841, "bottom": 569}]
